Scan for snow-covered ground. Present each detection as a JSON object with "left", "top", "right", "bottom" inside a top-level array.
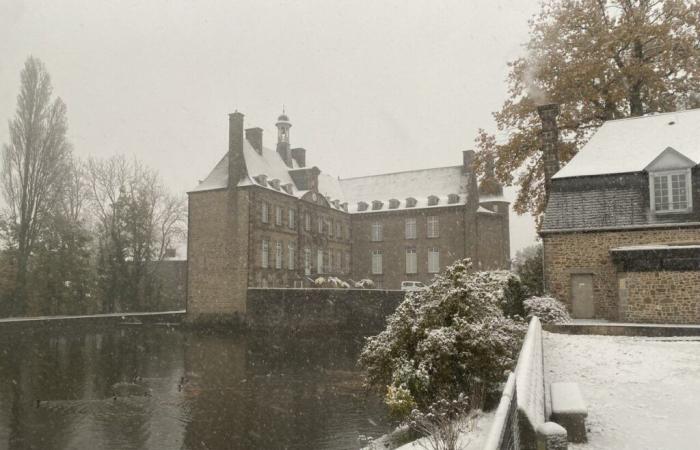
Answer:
[
  {"left": 544, "top": 332, "right": 700, "bottom": 450},
  {"left": 395, "top": 410, "right": 495, "bottom": 450}
]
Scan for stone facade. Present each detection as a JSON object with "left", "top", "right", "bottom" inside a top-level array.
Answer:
[
  {"left": 187, "top": 110, "right": 511, "bottom": 318},
  {"left": 543, "top": 227, "right": 700, "bottom": 321},
  {"left": 622, "top": 270, "right": 700, "bottom": 324}
]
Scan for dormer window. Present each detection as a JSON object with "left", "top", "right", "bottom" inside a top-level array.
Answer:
[{"left": 650, "top": 169, "right": 692, "bottom": 213}]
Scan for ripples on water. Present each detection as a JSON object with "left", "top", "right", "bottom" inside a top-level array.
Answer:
[{"left": 0, "top": 326, "right": 394, "bottom": 449}]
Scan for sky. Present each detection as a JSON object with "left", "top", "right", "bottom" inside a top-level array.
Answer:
[{"left": 0, "top": 0, "right": 541, "bottom": 256}]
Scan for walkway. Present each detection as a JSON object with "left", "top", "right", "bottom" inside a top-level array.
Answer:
[{"left": 544, "top": 331, "right": 700, "bottom": 450}]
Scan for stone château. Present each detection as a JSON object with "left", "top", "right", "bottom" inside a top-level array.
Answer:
[{"left": 187, "top": 111, "right": 510, "bottom": 317}]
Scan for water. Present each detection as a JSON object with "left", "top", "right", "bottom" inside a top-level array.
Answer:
[{"left": 0, "top": 326, "right": 394, "bottom": 449}]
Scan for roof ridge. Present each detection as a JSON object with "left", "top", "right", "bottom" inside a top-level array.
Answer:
[
  {"left": 604, "top": 108, "right": 700, "bottom": 125},
  {"left": 340, "top": 165, "right": 461, "bottom": 181}
]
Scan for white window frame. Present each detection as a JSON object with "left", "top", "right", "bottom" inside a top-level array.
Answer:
[
  {"left": 428, "top": 248, "right": 440, "bottom": 273},
  {"left": 318, "top": 217, "right": 324, "bottom": 234},
  {"left": 427, "top": 216, "right": 439, "bottom": 238},
  {"left": 275, "top": 206, "right": 283, "bottom": 226},
  {"left": 405, "top": 218, "right": 416, "bottom": 239},
  {"left": 305, "top": 213, "right": 311, "bottom": 231},
  {"left": 371, "top": 250, "right": 383, "bottom": 275},
  {"left": 336, "top": 222, "right": 341, "bottom": 239},
  {"left": 261, "top": 240, "right": 269, "bottom": 268},
  {"left": 304, "top": 248, "right": 311, "bottom": 275},
  {"left": 317, "top": 249, "right": 324, "bottom": 274},
  {"left": 649, "top": 169, "right": 692, "bottom": 214},
  {"left": 406, "top": 248, "right": 417, "bottom": 274},
  {"left": 275, "top": 241, "right": 282, "bottom": 269},
  {"left": 288, "top": 209, "right": 296, "bottom": 229},
  {"left": 371, "top": 223, "right": 383, "bottom": 242},
  {"left": 288, "top": 243, "right": 295, "bottom": 270},
  {"left": 261, "top": 202, "right": 269, "bottom": 223}
]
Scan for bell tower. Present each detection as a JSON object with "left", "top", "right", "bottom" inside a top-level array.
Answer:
[{"left": 276, "top": 109, "right": 293, "bottom": 167}]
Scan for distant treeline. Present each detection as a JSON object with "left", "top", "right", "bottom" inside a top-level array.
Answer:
[{"left": 0, "top": 57, "right": 186, "bottom": 317}]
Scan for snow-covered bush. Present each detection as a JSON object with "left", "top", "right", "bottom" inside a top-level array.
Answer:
[
  {"left": 359, "top": 258, "right": 526, "bottom": 419},
  {"left": 313, "top": 276, "right": 350, "bottom": 288},
  {"left": 354, "top": 278, "right": 375, "bottom": 289},
  {"left": 524, "top": 296, "right": 572, "bottom": 324}
]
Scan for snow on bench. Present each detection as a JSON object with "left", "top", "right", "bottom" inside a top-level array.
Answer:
[
  {"left": 515, "top": 316, "right": 546, "bottom": 450},
  {"left": 550, "top": 382, "right": 587, "bottom": 443}
]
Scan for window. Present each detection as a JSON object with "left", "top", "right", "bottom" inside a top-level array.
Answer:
[
  {"left": 427, "top": 216, "right": 439, "bottom": 238},
  {"left": 651, "top": 170, "right": 691, "bottom": 213},
  {"left": 345, "top": 252, "right": 351, "bottom": 273},
  {"left": 317, "top": 250, "right": 324, "bottom": 274},
  {"left": 328, "top": 250, "right": 333, "bottom": 273},
  {"left": 406, "top": 248, "right": 417, "bottom": 274},
  {"left": 305, "top": 213, "right": 311, "bottom": 231},
  {"left": 275, "top": 241, "right": 282, "bottom": 269},
  {"left": 371, "top": 250, "right": 383, "bottom": 275},
  {"left": 405, "top": 218, "right": 416, "bottom": 239},
  {"left": 261, "top": 202, "right": 269, "bottom": 223},
  {"left": 261, "top": 240, "right": 269, "bottom": 268},
  {"left": 335, "top": 249, "right": 342, "bottom": 272},
  {"left": 428, "top": 248, "right": 440, "bottom": 273},
  {"left": 288, "top": 209, "right": 296, "bottom": 229},
  {"left": 304, "top": 247, "right": 311, "bottom": 275},
  {"left": 371, "top": 223, "right": 383, "bottom": 241},
  {"left": 288, "top": 243, "right": 295, "bottom": 270},
  {"left": 336, "top": 222, "right": 341, "bottom": 239},
  {"left": 318, "top": 217, "right": 324, "bottom": 234},
  {"left": 275, "top": 206, "right": 283, "bottom": 226}
]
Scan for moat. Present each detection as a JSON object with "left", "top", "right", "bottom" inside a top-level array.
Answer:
[{"left": 0, "top": 325, "right": 394, "bottom": 449}]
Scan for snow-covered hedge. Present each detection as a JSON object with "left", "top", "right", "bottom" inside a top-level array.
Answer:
[
  {"left": 359, "top": 259, "right": 526, "bottom": 419},
  {"left": 313, "top": 276, "right": 350, "bottom": 288},
  {"left": 354, "top": 279, "right": 375, "bottom": 289},
  {"left": 524, "top": 296, "right": 572, "bottom": 324}
]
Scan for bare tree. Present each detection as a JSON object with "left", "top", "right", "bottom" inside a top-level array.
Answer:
[
  {"left": 86, "top": 155, "right": 186, "bottom": 312},
  {"left": 1, "top": 57, "right": 71, "bottom": 314}
]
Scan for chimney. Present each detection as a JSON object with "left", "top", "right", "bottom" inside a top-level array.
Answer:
[
  {"left": 537, "top": 103, "right": 560, "bottom": 199},
  {"left": 228, "top": 112, "right": 247, "bottom": 188},
  {"left": 462, "top": 150, "right": 476, "bottom": 174},
  {"left": 291, "top": 148, "right": 306, "bottom": 167},
  {"left": 246, "top": 127, "right": 263, "bottom": 155}
]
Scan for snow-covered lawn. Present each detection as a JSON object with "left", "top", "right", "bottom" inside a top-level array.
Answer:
[
  {"left": 544, "top": 332, "right": 700, "bottom": 450},
  {"left": 395, "top": 410, "right": 495, "bottom": 450}
]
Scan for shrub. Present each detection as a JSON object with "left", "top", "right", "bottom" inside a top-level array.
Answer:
[
  {"left": 313, "top": 276, "right": 350, "bottom": 288},
  {"left": 359, "top": 258, "right": 526, "bottom": 419},
  {"left": 524, "top": 296, "right": 572, "bottom": 324},
  {"left": 513, "top": 244, "right": 544, "bottom": 297},
  {"left": 354, "top": 278, "right": 375, "bottom": 289}
]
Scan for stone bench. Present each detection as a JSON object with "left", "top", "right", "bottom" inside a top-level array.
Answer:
[{"left": 550, "top": 382, "right": 587, "bottom": 443}]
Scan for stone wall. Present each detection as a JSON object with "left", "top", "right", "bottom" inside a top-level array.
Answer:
[
  {"left": 623, "top": 271, "right": 700, "bottom": 324},
  {"left": 350, "top": 206, "right": 472, "bottom": 289},
  {"left": 543, "top": 226, "right": 700, "bottom": 320},
  {"left": 246, "top": 288, "right": 405, "bottom": 334}
]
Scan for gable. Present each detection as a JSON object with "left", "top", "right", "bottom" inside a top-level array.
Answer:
[{"left": 644, "top": 147, "right": 696, "bottom": 172}]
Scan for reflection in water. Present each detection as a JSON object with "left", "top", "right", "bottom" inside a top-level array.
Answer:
[{"left": 0, "top": 326, "right": 393, "bottom": 449}]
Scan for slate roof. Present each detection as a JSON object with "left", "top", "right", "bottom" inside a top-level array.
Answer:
[
  {"left": 338, "top": 166, "right": 471, "bottom": 213},
  {"left": 554, "top": 108, "right": 700, "bottom": 179},
  {"left": 191, "top": 137, "right": 492, "bottom": 214}
]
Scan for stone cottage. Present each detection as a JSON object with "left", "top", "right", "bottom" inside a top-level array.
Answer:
[
  {"left": 540, "top": 105, "right": 700, "bottom": 324},
  {"left": 187, "top": 110, "right": 511, "bottom": 318}
]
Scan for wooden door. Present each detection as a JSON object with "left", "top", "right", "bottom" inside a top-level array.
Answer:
[{"left": 570, "top": 274, "right": 594, "bottom": 319}]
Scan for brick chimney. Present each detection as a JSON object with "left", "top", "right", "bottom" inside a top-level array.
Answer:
[
  {"left": 537, "top": 103, "right": 560, "bottom": 199},
  {"left": 228, "top": 112, "right": 248, "bottom": 188},
  {"left": 245, "top": 127, "right": 263, "bottom": 155},
  {"left": 291, "top": 148, "right": 306, "bottom": 167}
]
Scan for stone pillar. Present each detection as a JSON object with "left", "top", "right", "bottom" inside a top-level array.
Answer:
[{"left": 536, "top": 422, "right": 568, "bottom": 450}]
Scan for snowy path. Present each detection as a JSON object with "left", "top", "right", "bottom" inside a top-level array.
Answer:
[{"left": 544, "top": 332, "right": 700, "bottom": 450}]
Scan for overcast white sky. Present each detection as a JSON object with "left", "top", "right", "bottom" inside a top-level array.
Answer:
[{"left": 0, "top": 0, "right": 541, "bottom": 256}]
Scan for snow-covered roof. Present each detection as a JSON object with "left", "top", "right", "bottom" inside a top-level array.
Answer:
[
  {"left": 338, "top": 166, "right": 470, "bottom": 213},
  {"left": 553, "top": 109, "right": 700, "bottom": 179}
]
